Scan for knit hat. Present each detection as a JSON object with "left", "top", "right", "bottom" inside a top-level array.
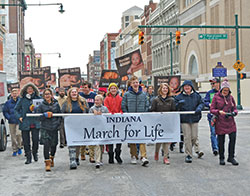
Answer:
[
  {"left": 108, "top": 83, "right": 118, "bottom": 91},
  {"left": 220, "top": 78, "right": 230, "bottom": 91},
  {"left": 98, "top": 87, "right": 107, "bottom": 93}
]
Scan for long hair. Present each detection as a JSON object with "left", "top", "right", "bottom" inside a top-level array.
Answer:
[
  {"left": 158, "top": 83, "right": 172, "bottom": 97},
  {"left": 66, "top": 87, "right": 87, "bottom": 112},
  {"left": 42, "top": 88, "right": 53, "bottom": 101}
]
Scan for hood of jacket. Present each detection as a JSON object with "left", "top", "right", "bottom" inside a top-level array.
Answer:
[
  {"left": 20, "top": 83, "right": 40, "bottom": 98},
  {"left": 180, "top": 80, "right": 196, "bottom": 93}
]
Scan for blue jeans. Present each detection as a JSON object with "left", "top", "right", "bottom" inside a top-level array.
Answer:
[{"left": 209, "top": 121, "right": 218, "bottom": 151}]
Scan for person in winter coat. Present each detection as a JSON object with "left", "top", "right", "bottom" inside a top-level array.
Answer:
[
  {"left": 121, "top": 76, "right": 150, "bottom": 167},
  {"left": 175, "top": 80, "right": 204, "bottom": 163},
  {"left": 89, "top": 95, "right": 109, "bottom": 169},
  {"left": 210, "top": 79, "right": 238, "bottom": 166},
  {"left": 3, "top": 89, "right": 22, "bottom": 156},
  {"left": 150, "top": 83, "right": 176, "bottom": 164},
  {"left": 62, "top": 87, "right": 89, "bottom": 169},
  {"left": 104, "top": 83, "right": 123, "bottom": 164},
  {"left": 14, "top": 83, "right": 41, "bottom": 164},
  {"left": 36, "top": 88, "right": 61, "bottom": 172},
  {"left": 204, "top": 78, "right": 220, "bottom": 156}
]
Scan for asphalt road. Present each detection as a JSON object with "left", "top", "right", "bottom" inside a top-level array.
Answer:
[{"left": 0, "top": 114, "right": 250, "bottom": 196}]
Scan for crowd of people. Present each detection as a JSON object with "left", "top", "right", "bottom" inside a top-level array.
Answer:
[{"left": 2, "top": 76, "right": 239, "bottom": 172}]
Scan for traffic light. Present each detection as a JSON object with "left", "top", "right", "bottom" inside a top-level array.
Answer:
[
  {"left": 240, "top": 73, "right": 246, "bottom": 79},
  {"left": 176, "top": 31, "right": 181, "bottom": 45},
  {"left": 138, "top": 31, "right": 144, "bottom": 45}
]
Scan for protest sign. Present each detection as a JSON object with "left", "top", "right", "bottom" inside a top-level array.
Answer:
[
  {"left": 7, "top": 82, "right": 20, "bottom": 93},
  {"left": 64, "top": 113, "right": 180, "bottom": 146},
  {"left": 19, "top": 70, "right": 46, "bottom": 90},
  {"left": 115, "top": 49, "right": 144, "bottom": 77},
  {"left": 154, "top": 76, "right": 181, "bottom": 96},
  {"left": 33, "top": 66, "right": 51, "bottom": 82},
  {"left": 58, "top": 67, "right": 81, "bottom": 88},
  {"left": 99, "top": 70, "right": 119, "bottom": 87}
]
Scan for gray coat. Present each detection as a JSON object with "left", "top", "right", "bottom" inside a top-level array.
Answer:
[{"left": 121, "top": 86, "right": 149, "bottom": 113}]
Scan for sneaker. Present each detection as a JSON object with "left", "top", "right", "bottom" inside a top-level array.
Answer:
[
  {"left": 89, "top": 157, "right": 95, "bottom": 163},
  {"left": 59, "top": 144, "right": 64, "bottom": 148},
  {"left": 196, "top": 151, "right": 204, "bottom": 158},
  {"left": 70, "top": 161, "right": 77, "bottom": 169},
  {"left": 131, "top": 156, "right": 137, "bottom": 164},
  {"left": 96, "top": 163, "right": 100, "bottom": 169},
  {"left": 141, "top": 157, "right": 149, "bottom": 166},
  {"left": 220, "top": 159, "right": 225, "bottom": 165},
  {"left": 163, "top": 157, "right": 170, "bottom": 165},
  {"left": 12, "top": 152, "right": 17, "bottom": 156},
  {"left": 227, "top": 158, "right": 239, "bottom": 166},
  {"left": 185, "top": 155, "right": 192, "bottom": 163},
  {"left": 81, "top": 154, "right": 86, "bottom": 161},
  {"left": 17, "top": 149, "right": 22, "bottom": 155},
  {"left": 213, "top": 150, "right": 218, "bottom": 156}
]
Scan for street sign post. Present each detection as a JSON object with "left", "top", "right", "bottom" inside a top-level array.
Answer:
[
  {"left": 198, "top": 34, "right": 228, "bottom": 40},
  {"left": 212, "top": 62, "right": 227, "bottom": 77}
]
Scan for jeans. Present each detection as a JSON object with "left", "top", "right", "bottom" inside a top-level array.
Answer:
[
  {"left": 208, "top": 121, "right": 218, "bottom": 151},
  {"left": 21, "top": 128, "right": 39, "bottom": 156},
  {"left": 217, "top": 132, "right": 236, "bottom": 160},
  {"left": 44, "top": 140, "right": 57, "bottom": 160}
]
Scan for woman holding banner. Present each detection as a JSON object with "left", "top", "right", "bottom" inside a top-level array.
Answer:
[
  {"left": 36, "top": 88, "right": 61, "bottom": 172},
  {"left": 62, "top": 87, "right": 89, "bottom": 169},
  {"left": 150, "top": 83, "right": 176, "bottom": 164},
  {"left": 104, "top": 83, "right": 123, "bottom": 164}
]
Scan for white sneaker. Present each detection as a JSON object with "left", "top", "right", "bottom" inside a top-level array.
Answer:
[
  {"left": 131, "top": 157, "right": 137, "bottom": 164},
  {"left": 141, "top": 157, "right": 149, "bottom": 166}
]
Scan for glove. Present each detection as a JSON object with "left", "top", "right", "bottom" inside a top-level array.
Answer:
[
  {"left": 176, "top": 100, "right": 185, "bottom": 110},
  {"left": 195, "top": 108, "right": 201, "bottom": 115},
  {"left": 43, "top": 112, "right": 53, "bottom": 118},
  {"left": 29, "top": 104, "right": 35, "bottom": 112}
]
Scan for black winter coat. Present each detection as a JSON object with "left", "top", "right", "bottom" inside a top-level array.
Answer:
[{"left": 36, "top": 99, "right": 61, "bottom": 131}]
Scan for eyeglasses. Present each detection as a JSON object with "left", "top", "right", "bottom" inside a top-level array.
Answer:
[{"left": 44, "top": 93, "right": 51, "bottom": 96}]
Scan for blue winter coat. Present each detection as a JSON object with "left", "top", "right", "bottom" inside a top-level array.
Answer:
[
  {"left": 3, "top": 97, "right": 19, "bottom": 124},
  {"left": 121, "top": 86, "right": 149, "bottom": 113},
  {"left": 175, "top": 80, "right": 204, "bottom": 123},
  {"left": 14, "top": 83, "right": 41, "bottom": 131},
  {"left": 204, "top": 88, "right": 218, "bottom": 121}
]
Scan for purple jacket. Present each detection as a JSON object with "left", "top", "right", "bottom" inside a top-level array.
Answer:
[{"left": 210, "top": 92, "right": 238, "bottom": 135}]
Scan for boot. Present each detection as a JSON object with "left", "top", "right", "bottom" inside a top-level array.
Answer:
[
  {"left": 50, "top": 156, "right": 54, "bottom": 167},
  {"left": 179, "top": 142, "right": 184, "bottom": 153},
  {"left": 45, "top": 160, "right": 51, "bottom": 172},
  {"left": 108, "top": 152, "right": 114, "bottom": 164},
  {"left": 33, "top": 153, "right": 38, "bottom": 162},
  {"left": 115, "top": 149, "right": 123, "bottom": 164},
  {"left": 25, "top": 153, "right": 32, "bottom": 164},
  {"left": 154, "top": 152, "right": 159, "bottom": 161}
]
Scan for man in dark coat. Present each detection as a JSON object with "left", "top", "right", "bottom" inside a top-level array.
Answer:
[
  {"left": 175, "top": 80, "right": 204, "bottom": 163},
  {"left": 3, "top": 89, "right": 22, "bottom": 156}
]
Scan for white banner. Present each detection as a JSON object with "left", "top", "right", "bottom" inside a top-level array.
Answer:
[{"left": 64, "top": 113, "right": 180, "bottom": 146}]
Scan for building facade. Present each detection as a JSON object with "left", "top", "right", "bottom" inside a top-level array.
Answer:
[
  {"left": 150, "top": 0, "right": 180, "bottom": 79},
  {"left": 24, "top": 37, "right": 35, "bottom": 71},
  {"left": 87, "top": 50, "right": 101, "bottom": 89}
]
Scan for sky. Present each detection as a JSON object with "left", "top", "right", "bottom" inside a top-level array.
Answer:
[{"left": 25, "top": 0, "right": 159, "bottom": 74}]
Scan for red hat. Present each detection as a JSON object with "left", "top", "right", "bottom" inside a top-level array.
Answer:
[
  {"left": 209, "top": 78, "right": 220, "bottom": 83},
  {"left": 98, "top": 87, "right": 107, "bottom": 93}
]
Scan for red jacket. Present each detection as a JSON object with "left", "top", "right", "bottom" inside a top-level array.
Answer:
[
  {"left": 104, "top": 93, "right": 122, "bottom": 114},
  {"left": 210, "top": 92, "right": 238, "bottom": 135}
]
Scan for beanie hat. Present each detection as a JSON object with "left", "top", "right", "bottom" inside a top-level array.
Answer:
[
  {"left": 220, "top": 78, "right": 230, "bottom": 91},
  {"left": 108, "top": 83, "right": 118, "bottom": 91},
  {"left": 98, "top": 87, "right": 107, "bottom": 93}
]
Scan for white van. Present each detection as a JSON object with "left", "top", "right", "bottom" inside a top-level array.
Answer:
[{"left": 0, "top": 71, "right": 8, "bottom": 151}]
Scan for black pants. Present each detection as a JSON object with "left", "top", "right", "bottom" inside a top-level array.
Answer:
[
  {"left": 108, "top": 143, "right": 122, "bottom": 153},
  {"left": 43, "top": 140, "right": 57, "bottom": 160},
  {"left": 217, "top": 132, "right": 236, "bottom": 160},
  {"left": 21, "top": 128, "right": 39, "bottom": 156}
]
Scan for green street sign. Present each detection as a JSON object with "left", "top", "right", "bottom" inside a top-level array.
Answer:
[{"left": 198, "top": 34, "right": 228, "bottom": 40}]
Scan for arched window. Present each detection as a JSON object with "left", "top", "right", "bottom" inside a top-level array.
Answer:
[{"left": 189, "top": 55, "right": 198, "bottom": 75}]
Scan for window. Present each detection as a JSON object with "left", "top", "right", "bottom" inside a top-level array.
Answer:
[
  {"left": 125, "top": 16, "right": 129, "bottom": 22},
  {"left": 189, "top": 55, "right": 198, "bottom": 75},
  {"left": 125, "top": 23, "right": 129, "bottom": 27},
  {"left": 111, "top": 41, "right": 116, "bottom": 48},
  {"left": 135, "top": 15, "right": 139, "bottom": 20},
  {"left": 210, "top": 5, "right": 220, "bottom": 54},
  {"left": 225, "top": 0, "right": 236, "bottom": 50}
]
